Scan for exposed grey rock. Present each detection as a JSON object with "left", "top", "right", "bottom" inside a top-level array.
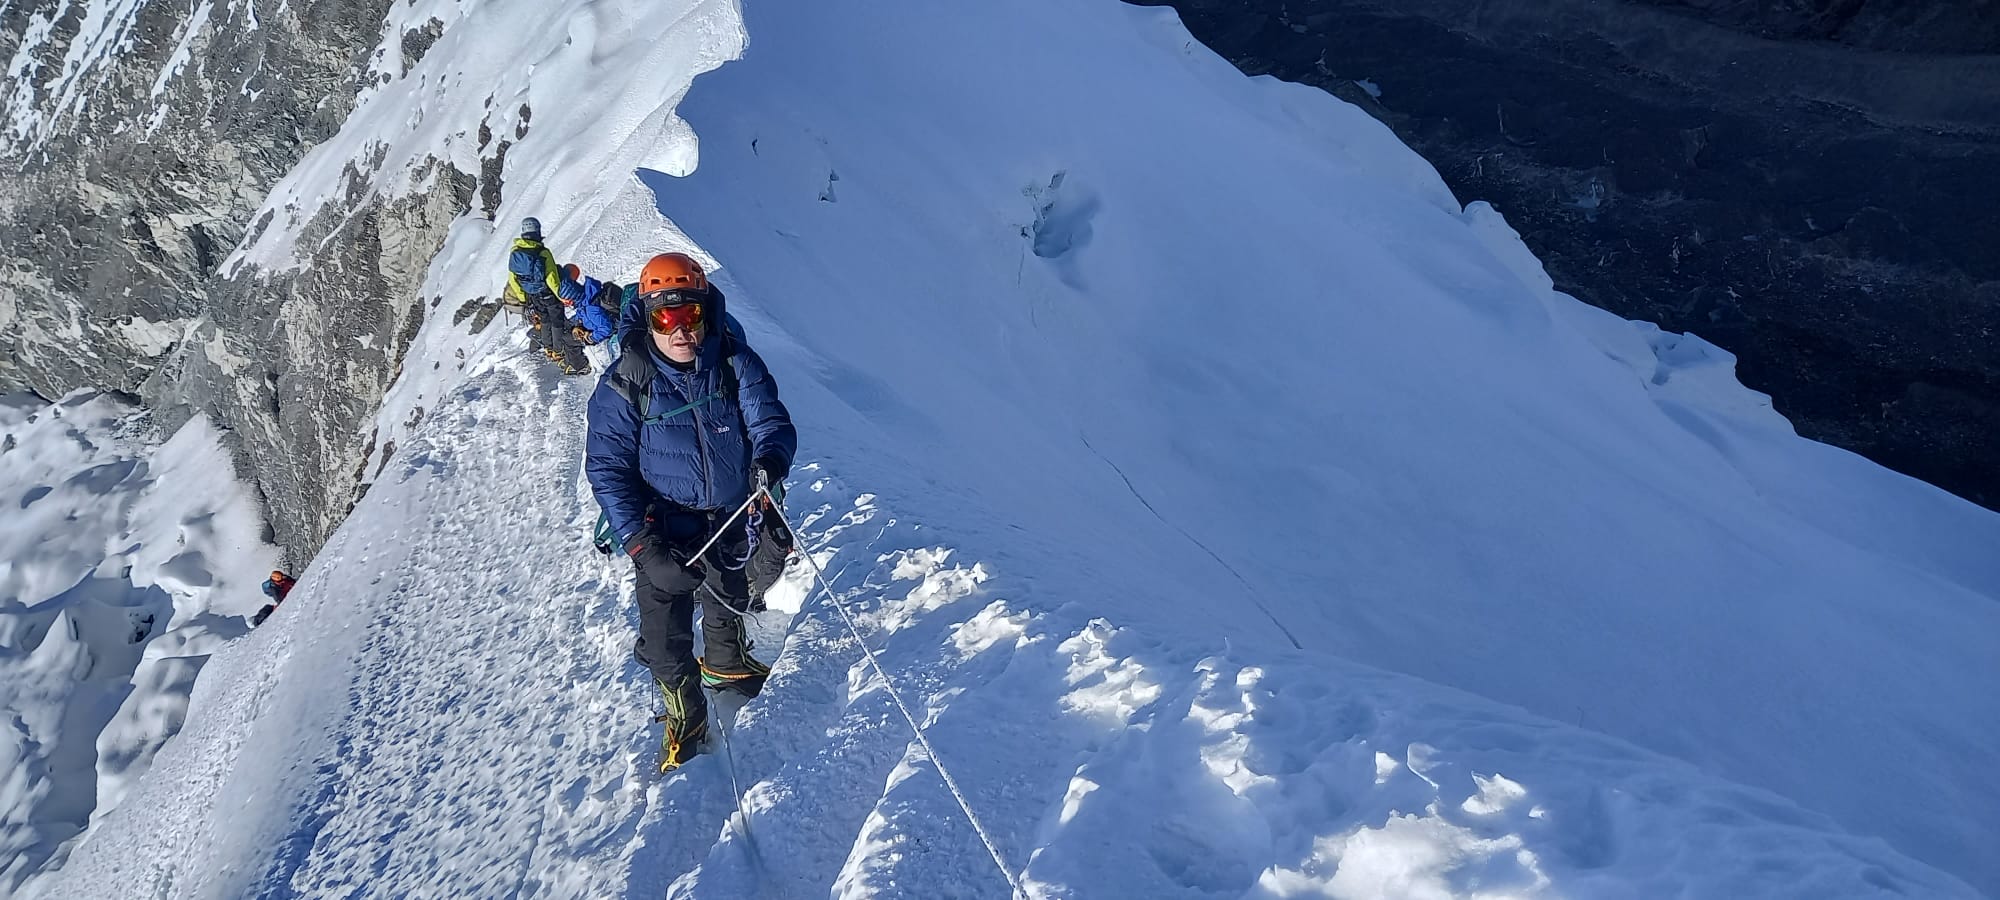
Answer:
[
  {"left": 402, "top": 17, "right": 446, "bottom": 75},
  {"left": 0, "top": 0, "right": 489, "bottom": 561},
  {"left": 1144, "top": 0, "right": 2000, "bottom": 511},
  {"left": 453, "top": 296, "right": 503, "bottom": 334},
  {"left": 481, "top": 138, "right": 511, "bottom": 218}
]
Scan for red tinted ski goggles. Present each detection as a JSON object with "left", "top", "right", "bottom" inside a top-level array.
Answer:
[{"left": 643, "top": 294, "right": 706, "bottom": 334}]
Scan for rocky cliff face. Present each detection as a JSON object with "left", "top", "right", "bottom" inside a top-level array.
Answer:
[
  {"left": 0, "top": 0, "right": 486, "bottom": 560},
  {"left": 1631, "top": 0, "right": 2000, "bottom": 52},
  {"left": 1144, "top": 0, "right": 2000, "bottom": 510}
]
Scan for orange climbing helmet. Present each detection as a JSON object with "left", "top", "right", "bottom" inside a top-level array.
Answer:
[{"left": 638, "top": 252, "right": 708, "bottom": 295}]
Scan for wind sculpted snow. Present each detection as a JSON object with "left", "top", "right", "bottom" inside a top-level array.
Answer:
[
  {"left": 0, "top": 392, "right": 277, "bottom": 895},
  {"left": 641, "top": 0, "right": 2000, "bottom": 893},
  {"left": 20, "top": 0, "right": 2000, "bottom": 896},
  {"left": 29, "top": 354, "right": 1978, "bottom": 898}
]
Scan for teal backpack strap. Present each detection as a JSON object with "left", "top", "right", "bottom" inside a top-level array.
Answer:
[
  {"left": 609, "top": 338, "right": 732, "bottom": 424},
  {"left": 591, "top": 511, "right": 618, "bottom": 554},
  {"left": 650, "top": 391, "right": 717, "bottom": 422}
]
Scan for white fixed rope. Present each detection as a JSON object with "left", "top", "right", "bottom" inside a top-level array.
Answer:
[{"left": 763, "top": 489, "right": 1028, "bottom": 900}]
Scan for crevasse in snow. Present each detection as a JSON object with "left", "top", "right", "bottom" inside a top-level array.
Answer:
[{"left": 21, "top": 0, "right": 2000, "bottom": 897}]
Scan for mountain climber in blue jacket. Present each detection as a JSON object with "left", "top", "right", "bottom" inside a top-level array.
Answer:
[
  {"left": 559, "top": 264, "right": 622, "bottom": 346},
  {"left": 584, "top": 251, "right": 796, "bottom": 771},
  {"left": 506, "top": 217, "right": 590, "bottom": 376}
]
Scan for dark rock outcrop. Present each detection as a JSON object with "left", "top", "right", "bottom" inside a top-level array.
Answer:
[
  {"left": 1630, "top": 0, "right": 2000, "bottom": 53},
  {"left": 0, "top": 0, "right": 486, "bottom": 559},
  {"left": 1141, "top": 0, "right": 2000, "bottom": 510}
]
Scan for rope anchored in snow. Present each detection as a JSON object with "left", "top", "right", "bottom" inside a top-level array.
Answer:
[
  {"left": 762, "top": 489, "right": 1029, "bottom": 900},
  {"left": 710, "top": 696, "right": 775, "bottom": 897}
]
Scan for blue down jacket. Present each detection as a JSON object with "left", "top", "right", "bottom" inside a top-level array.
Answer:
[
  {"left": 584, "top": 286, "right": 796, "bottom": 547},
  {"left": 559, "top": 274, "right": 620, "bottom": 343}
]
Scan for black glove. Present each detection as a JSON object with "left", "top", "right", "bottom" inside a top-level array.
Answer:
[
  {"left": 626, "top": 536, "right": 705, "bottom": 594},
  {"left": 754, "top": 458, "right": 787, "bottom": 505}
]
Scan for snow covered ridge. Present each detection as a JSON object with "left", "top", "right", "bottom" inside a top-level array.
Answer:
[
  {"left": 191, "top": 0, "right": 750, "bottom": 506},
  {"left": 0, "top": 390, "right": 278, "bottom": 895},
  {"left": 28, "top": 360, "right": 1980, "bottom": 899},
  {"left": 221, "top": 0, "right": 732, "bottom": 279}
]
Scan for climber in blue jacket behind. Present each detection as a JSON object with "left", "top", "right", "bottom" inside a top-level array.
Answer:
[{"left": 558, "top": 263, "right": 623, "bottom": 347}]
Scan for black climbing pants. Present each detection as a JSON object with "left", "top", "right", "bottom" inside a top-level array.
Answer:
[
  {"left": 525, "top": 292, "right": 588, "bottom": 372},
  {"left": 631, "top": 521, "right": 756, "bottom": 701}
]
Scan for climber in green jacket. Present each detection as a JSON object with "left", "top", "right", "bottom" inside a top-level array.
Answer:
[{"left": 505, "top": 217, "right": 589, "bottom": 376}]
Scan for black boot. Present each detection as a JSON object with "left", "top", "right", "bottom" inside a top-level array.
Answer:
[
  {"left": 653, "top": 676, "right": 709, "bottom": 772},
  {"left": 699, "top": 617, "right": 771, "bottom": 696}
]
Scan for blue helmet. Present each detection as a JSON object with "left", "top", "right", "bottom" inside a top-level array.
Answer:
[{"left": 520, "top": 216, "right": 543, "bottom": 239}]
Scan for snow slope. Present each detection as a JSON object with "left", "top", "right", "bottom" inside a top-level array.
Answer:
[
  {"left": 0, "top": 391, "right": 278, "bottom": 894},
  {"left": 24, "top": 0, "right": 2000, "bottom": 896},
  {"left": 648, "top": 0, "right": 2000, "bottom": 891}
]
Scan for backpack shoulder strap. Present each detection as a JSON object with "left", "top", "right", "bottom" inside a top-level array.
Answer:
[
  {"left": 719, "top": 330, "right": 741, "bottom": 405},
  {"left": 613, "top": 332, "right": 741, "bottom": 423},
  {"left": 608, "top": 342, "right": 654, "bottom": 420}
]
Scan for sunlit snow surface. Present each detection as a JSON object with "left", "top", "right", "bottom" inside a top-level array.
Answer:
[
  {"left": 25, "top": 0, "right": 2000, "bottom": 897},
  {"left": 0, "top": 392, "right": 277, "bottom": 895}
]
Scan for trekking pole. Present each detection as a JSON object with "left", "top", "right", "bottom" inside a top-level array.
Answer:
[{"left": 761, "top": 490, "right": 1029, "bottom": 900}]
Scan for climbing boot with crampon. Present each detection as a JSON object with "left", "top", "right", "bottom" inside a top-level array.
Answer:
[
  {"left": 541, "top": 346, "right": 590, "bottom": 376},
  {"left": 653, "top": 677, "right": 709, "bottom": 773},
  {"left": 699, "top": 614, "right": 771, "bottom": 696},
  {"left": 699, "top": 651, "right": 771, "bottom": 697}
]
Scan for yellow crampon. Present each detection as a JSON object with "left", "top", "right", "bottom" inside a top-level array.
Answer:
[
  {"left": 655, "top": 721, "right": 708, "bottom": 773},
  {"left": 540, "top": 347, "right": 589, "bottom": 376}
]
